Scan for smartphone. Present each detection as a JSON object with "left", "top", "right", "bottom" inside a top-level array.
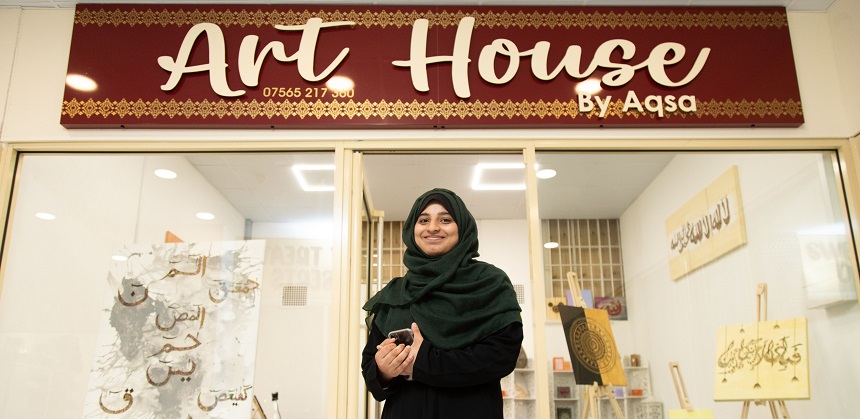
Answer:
[{"left": 387, "top": 328, "right": 414, "bottom": 346}]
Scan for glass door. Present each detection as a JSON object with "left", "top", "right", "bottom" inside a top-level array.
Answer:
[{"left": 358, "top": 152, "right": 536, "bottom": 419}]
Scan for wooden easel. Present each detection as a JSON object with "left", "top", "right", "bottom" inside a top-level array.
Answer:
[
  {"left": 741, "top": 283, "right": 791, "bottom": 419},
  {"left": 670, "top": 362, "right": 695, "bottom": 413},
  {"left": 669, "top": 362, "right": 715, "bottom": 418},
  {"left": 567, "top": 272, "right": 626, "bottom": 419}
]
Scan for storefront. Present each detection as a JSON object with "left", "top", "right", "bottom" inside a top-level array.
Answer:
[{"left": 0, "top": 2, "right": 859, "bottom": 419}]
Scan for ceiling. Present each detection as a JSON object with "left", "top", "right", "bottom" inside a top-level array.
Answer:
[
  {"left": 0, "top": 0, "right": 838, "bottom": 12},
  {"left": 184, "top": 152, "right": 674, "bottom": 223}
]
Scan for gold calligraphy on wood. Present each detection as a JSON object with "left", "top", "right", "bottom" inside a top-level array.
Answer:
[
  {"left": 714, "top": 317, "right": 809, "bottom": 401},
  {"left": 665, "top": 166, "right": 747, "bottom": 280}
]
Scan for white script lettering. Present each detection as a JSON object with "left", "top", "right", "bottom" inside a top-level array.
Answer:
[
  {"left": 393, "top": 17, "right": 711, "bottom": 99},
  {"left": 623, "top": 91, "right": 697, "bottom": 117},
  {"left": 159, "top": 19, "right": 354, "bottom": 97}
]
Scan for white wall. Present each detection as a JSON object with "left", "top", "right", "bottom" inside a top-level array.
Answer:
[
  {"left": 0, "top": 154, "right": 245, "bottom": 418},
  {"left": 828, "top": 0, "right": 860, "bottom": 136},
  {"left": 0, "top": 9, "right": 20, "bottom": 132},
  {"left": 0, "top": 7, "right": 857, "bottom": 143},
  {"left": 619, "top": 152, "right": 859, "bottom": 418},
  {"left": 478, "top": 219, "right": 535, "bottom": 352}
]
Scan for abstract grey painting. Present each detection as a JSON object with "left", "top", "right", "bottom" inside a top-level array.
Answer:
[{"left": 82, "top": 240, "right": 265, "bottom": 418}]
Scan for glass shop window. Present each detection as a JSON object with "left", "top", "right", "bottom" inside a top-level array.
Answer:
[
  {"left": 536, "top": 151, "right": 860, "bottom": 419},
  {"left": 0, "top": 152, "right": 336, "bottom": 419}
]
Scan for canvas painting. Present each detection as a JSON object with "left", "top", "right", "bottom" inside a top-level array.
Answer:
[
  {"left": 559, "top": 305, "right": 626, "bottom": 387},
  {"left": 666, "top": 166, "right": 747, "bottom": 280},
  {"left": 714, "top": 317, "right": 809, "bottom": 401},
  {"left": 594, "top": 296, "right": 627, "bottom": 320},
  {"left": 82, "top": 240, "right": 266, "bottom": 418}
]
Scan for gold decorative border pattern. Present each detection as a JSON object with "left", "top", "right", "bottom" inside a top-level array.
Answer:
[
  {"left": 62, "top": 98, "right": 803, "bottom": 122},
  {"left": 75, "top": 8, "right": 787, "bottom": 30}
]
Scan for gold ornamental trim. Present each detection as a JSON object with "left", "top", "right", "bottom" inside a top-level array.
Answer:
[
  {"left": 61, "top": 98, "right": 803, "bottom": 122},
  {"left": 74, "top": 8, "right": 788, "bottom": 30}
]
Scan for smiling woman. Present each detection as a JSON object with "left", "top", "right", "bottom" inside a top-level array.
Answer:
[{"left": 361, "top": 188, "right": 523, "bottom": 419}]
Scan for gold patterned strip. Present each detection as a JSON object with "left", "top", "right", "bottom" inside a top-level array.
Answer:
[
  {"left": 74, "top": 8, "right": 787, "bottom": 30},
  {"left": 61, "top": 98, "right": 803, "bottom": 122}
]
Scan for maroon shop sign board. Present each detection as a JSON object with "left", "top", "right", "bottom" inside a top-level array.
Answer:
[{"left": 61, "top": 5, "right": 803, "bottom": 129}]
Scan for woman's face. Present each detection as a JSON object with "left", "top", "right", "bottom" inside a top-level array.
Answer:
[{"left": 414, "top": 202, "right": 459, "bottom": 257}]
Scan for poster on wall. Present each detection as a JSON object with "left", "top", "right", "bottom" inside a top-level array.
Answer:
[
  {"left": 81, "top": 240, "right": 266, "bottom": 418},
  {"left": 594, "top": 296, "right": 627, "bottom": 320},
  {"left": 714, "top": 317, "right": 809, "bottom": 401},
  {"left": 666, "top": 166, "right": 747, "bottom": 280}
]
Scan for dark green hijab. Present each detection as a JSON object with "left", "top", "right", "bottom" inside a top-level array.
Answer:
[{"left": 363, "top": 188, "right": 522, "bottom": 350}]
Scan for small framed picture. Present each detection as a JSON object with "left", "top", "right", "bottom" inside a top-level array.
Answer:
[
  {"left": 556, "top": 407, "right": 573, "bottom": 419},
  {"left": 556, "top": 386, "right": 571, "bottom": 399}
]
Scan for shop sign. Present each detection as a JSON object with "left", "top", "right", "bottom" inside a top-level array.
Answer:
[{"left": 61, "top": 5, "right": 803, "bottom": 128}]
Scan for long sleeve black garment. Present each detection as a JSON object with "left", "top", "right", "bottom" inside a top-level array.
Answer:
[{"left": 361, "top": 321, "right": 524, "bottom": 419}]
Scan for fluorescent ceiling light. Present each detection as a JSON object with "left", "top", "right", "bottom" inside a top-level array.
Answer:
[
  {"left": 154, "top": 169, "right": 177, "bottom": 179},
  {"left": 292, "top": 164, "right": 335, "bottom": 191},
  {"left": 112, "top": 255, "right": 128, "bottom": 262},
  {"left": 471, "top": 163, "right": 526, "bottom": 191},
  {"left": 544, "top": 241, "right": 559, "bottom": 249},
  {"left": 35, "top": 212, "right": 56, "bottom": 220},
  {"left": 196, "top": 212, "right": 215, "bottom": 220}
]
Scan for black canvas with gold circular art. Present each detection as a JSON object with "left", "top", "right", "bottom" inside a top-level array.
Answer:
[
  {"left": 569, "top": 316, "right": 618, "bottom": 374},
  {"left": 558, "top": 304, "right": 627, "bottom": 386}
]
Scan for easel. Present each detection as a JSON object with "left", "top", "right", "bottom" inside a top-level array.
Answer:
[
  {"left": 670, "top": 363, "right": 695, "bottom": 413},
  {"left": 741, "top": 283, "right": 791, "bottom": 419},
  {"left": 567, "top": 272, "right": 626, "bottom": 419},
  {"left": 669, "top": 362, "right": 713, "bottom": 418}
]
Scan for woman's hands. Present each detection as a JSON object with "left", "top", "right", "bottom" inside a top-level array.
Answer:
[{"left": 376, "top": 322, "right": 425, "bottom": 384}]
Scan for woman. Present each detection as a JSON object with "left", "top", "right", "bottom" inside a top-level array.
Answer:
[{"left": 361, "top": 188, "right": 523, "bottom": 419}]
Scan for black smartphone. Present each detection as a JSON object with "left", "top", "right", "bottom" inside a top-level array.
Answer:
[{"left": 387, "top": 328, "right": 414, "bottom": 345}]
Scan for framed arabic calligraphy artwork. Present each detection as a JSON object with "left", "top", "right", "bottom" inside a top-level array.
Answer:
[
  {"left": 714, "top": 317, "right": 809, "bottom": 401},
  {"left": 665, "top": 166, "right": 747, "bottom": 280},
  {"left": 82, "top": 240, "right": 266, "bottom": 418}
]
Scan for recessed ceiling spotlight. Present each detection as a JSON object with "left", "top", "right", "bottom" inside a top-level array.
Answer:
[
  {"left": 154, "top": 169, "right": 177, "bottom": 179},
  {"left": 292, "top": 164, "right": 335, "bottom": 191},
  {"left": 536, "top": 168, "right": 557, "bottom": 179},
  {"left": 544, "top": 241, "right": 559, "bottom": 249},
  {"left": 471, "top": 162, "right": 526, "bottom": 191},
  {"left": 65, "top": 74, "right": 97, "bottom": 92},
  {"left": 325, "top": 76, "right": 355, "bottom": 92},
  {"left": 574, "top": 78, "right": 602, "bottom": 96},
  {"left": 35, "top": 212, "right": 56, "bottom": 220},
  {"left": 196, "top": 212, "right": 215, "bottom": 220}
]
